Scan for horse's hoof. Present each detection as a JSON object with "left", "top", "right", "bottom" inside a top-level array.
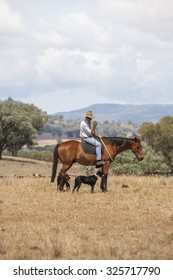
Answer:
[{"left": 102, "top": 189, "right": 108, "bottom": 193}]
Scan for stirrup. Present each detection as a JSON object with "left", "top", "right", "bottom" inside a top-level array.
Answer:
[{"left": 96, "top": 160, "right": 106, "bottom": 168}]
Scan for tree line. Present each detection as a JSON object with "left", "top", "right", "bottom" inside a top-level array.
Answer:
[
  {"left": 139, "top": 117, "right": 173, "bottom": 171},
  {"left": 0, "top": 99, "right": 47, "bottom": 159},
  {"left": 39, "top": 114, "right": 139, "bottom": 139},
  {"left": 1, "top": 99, "right": 173, "bottom": 172}
]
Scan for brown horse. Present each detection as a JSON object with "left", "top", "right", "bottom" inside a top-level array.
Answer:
[{"left": 51, "top": 137, "right": 144, "bottom": 192}]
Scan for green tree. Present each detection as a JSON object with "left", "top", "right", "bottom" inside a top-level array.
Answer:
[
  {"left": 111, "top": 146, "right": 169, "bottom": 174},
  {"left": 0, "top": 100, "right": 48, "bottom": 158},
  {"left": 139, "top": 116, "right": 173, "bottom": 170}
]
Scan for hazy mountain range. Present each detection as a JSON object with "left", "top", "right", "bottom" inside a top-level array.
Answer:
[{"left": 55, "top": 103, "right": 173, "bottom": 124}]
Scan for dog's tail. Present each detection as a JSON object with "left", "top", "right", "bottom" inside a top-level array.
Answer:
[{"left": 51, "top": 144, "right": 60, "bottom": 182}]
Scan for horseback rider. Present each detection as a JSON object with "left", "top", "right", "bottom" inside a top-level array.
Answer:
[{"left": 80, "top": 111, "right": 105, "bottom": 168}]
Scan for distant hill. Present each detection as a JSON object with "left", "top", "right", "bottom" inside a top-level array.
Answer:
[{"left": 55, "top": 103, "right": 173, "bottom": 123}]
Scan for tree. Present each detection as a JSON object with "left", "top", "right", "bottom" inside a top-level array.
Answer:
[
  {"left": 139, "top": 116, "right": 173, "bottom": 170},
  {"left": 111, "top": 146, "right": 169, "bottom": 174},
  {"left": 0, "top": 100, "right": 48, "bottom": 158}
]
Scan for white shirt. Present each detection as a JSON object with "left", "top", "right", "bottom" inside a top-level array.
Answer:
[{"left": 80, "top": 120, "right": 92, "bottom": 138}]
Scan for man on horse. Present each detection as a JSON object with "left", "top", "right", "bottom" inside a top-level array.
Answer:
[{"left": 80, "top": 111, "right": 105, "bottom": 168}]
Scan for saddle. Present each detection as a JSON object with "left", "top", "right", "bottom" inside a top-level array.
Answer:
[{"left": 81, "top": 139, "right": 104, "bottom": 155}]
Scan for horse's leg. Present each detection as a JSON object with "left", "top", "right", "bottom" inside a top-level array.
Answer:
[
  {"left": 100, "top": 174, "right": 108, "bottom": 192},
  {"left": 60, "top": 162, "right": 74, "bottom": 174},
  {"left": 100, "top": 162, "right": 110, "bottom": 192}
]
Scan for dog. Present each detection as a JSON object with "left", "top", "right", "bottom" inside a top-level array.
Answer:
[
  {"left": 72, "top": 170, "right": 103, "bottom": 193},
  {"left": 57, "top": 173, "right": 71, "bottom": 191}
]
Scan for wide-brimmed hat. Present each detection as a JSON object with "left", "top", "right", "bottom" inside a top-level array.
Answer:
[{"left": 84, "top": 111, "right": 95, "bottom": 119}]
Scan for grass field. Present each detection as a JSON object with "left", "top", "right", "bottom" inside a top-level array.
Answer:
[{"left": 0, "top": 158, "right": 173, "bottom": 260}]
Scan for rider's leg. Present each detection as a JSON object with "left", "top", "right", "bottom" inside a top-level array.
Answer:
[
  {"left": 84, "top": 138, "right": 101, "bottom": 160},
  {"left": 84, "top": 138, "right": 105, "bottom": 167}
]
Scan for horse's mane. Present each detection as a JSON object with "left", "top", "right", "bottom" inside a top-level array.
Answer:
[{"left": 102, "top": 136, "right": 137, "bottom": 146}]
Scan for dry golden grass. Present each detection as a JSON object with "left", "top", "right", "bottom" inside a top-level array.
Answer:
[{"left": 0, "top": 158, "right": 173, "bottom": 260}]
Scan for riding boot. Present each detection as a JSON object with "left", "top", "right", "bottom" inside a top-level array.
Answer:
[{"left": 96, "top": 160, "right": 106, "bottom": 168}]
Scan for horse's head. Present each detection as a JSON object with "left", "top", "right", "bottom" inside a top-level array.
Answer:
[{"left": 131, "top": 138, "right": 144, "bottom": 161}]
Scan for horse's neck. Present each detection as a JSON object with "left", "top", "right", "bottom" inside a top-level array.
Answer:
[
  {"left": 114, "top": 142, "right": 131, "bottom": 155},
  {"left": 103, "top": 138, "right": 132, "bottom": 157}
]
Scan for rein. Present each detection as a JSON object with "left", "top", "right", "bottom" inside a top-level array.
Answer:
[
  {"left": 95, "top": 125, "right": 114, "bottom": 162},
  {"left": 98, "top": 135, "right": 114, "bottom": 162}
]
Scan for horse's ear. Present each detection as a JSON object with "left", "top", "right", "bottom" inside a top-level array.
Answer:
[{"left": 135, "top": 137, "right": 139, "bottom": 143}]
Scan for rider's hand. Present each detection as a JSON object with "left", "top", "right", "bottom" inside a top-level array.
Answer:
[{"left": 91, "top": 121, "right": 97, "bottom": 135}]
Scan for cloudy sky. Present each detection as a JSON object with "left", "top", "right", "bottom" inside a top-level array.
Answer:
[{"left": 0, "top": 0, "right": 173, "bottom": 113}]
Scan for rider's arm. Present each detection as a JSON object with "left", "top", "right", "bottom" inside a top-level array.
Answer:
[{"left": 80, "top": 121, "right": 92, "bottom": 137}]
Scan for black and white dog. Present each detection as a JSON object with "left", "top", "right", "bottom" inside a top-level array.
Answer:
[
  {"left": 57, "top": 173, "right": 71, "bottom": 191},
  {"left": 72, "top": 170, "right": 103, "bottom": 193}
]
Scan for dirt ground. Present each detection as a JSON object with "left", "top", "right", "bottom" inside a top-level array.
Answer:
[
  {"left": 0, "top": 156, "right": 52, "bottom": 178},
  {"left": 0, "top": 158, "right": 173, "bottom": 260}
]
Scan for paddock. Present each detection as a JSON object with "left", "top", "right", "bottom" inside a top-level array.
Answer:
[{"left": 0, "top": 159, "right": 173, "bottom": 260}]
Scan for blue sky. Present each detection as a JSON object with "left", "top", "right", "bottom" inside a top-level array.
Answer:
[{"left": 0, "top": 0, "right": 173, "bottom": 113}]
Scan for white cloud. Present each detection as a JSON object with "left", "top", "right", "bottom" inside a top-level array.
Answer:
[
  {"left": 0, "top": 48, "right": 36, "bottom": 86},
  {"left": 35, "top": 48, "right": 114, "bottom": 88},
  {"left": 0, "top": 0, "right": 29, "bottom": 86},
  {"left": 0, "top": 0, "right": 25, "bottom": 35},
  {"left": 32, "top": 12, "right": 110, "bottom": 51},
  {"left": 58, "top": 13, "right": 110, "bottom": 51},
  {"left": 100, "top": 0, "right": 173, "bottom": 42},
  {"left": 1, "top": 0, "right": 173, "bottom": 113}
]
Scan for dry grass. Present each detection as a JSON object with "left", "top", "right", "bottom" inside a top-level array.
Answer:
[{"left": 0, "top": 159, "right": 173, "bottom": 260}]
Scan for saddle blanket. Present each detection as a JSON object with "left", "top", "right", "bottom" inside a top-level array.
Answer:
[{"left": 82, "top": 140, "right": 104, "bottom": 155}]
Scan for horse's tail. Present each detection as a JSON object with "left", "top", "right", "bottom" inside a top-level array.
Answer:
[{"left": 51, "top": 144, "right": 59, "bottom": 182}]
